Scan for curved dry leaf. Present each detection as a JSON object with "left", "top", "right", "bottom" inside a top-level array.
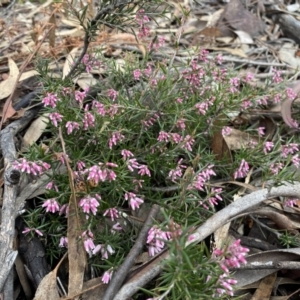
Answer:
[
  {"left": 19, "top": 70, "right": 39, "bottom": 81},
  {"left": 0, "top": 58, "right": 19, "bottom": 100},
  {"left": 223, "top": 128, "right": 258, "bottom": 150},
  {"left": 22, "top": 113, "right": 49, "bottom": 149},
  {"left": 281, "top": 80, "right": 300, "bottom": 128},
  {"left": 252, "top": 273, "right": 277, "bottom": 300},
  {"left": 33, "top": 271, "right": 60, "bottom": 300},
  {"left": 67, "top": 197, "right": 86, "bottom": 298},
  {"left": 75, "top": 73, "right": 98, "bottom": 89},
  {"left": 63, "top": 47, "right": 79, "bottom": 79},
  {"left": 234, "top": 30, "right": 254, "bottom": 44},
  {"left": 211, "top": 130, "right": 232, "bottom": 162},
  {"left": 279, "top": 43, "right": 300, "bottom": 69},
  {"left": 233, "top": 248, "right": 300, "bottom": 287},
  {"left": 107, "top": 33, "right": 147, "bottom": 57}
]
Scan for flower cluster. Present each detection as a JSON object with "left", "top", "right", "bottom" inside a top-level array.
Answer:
[
  {"left": 13, "top": 158, "right": 50, "bottom": 175},
  {"left": 146, "top": 226, "right": 171, "bottom": 256},
  {"left": 212, "top": 239, "right": 249, "bottom": 296}
]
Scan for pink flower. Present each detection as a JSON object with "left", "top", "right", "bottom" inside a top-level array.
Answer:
[
  {"left": 192, "top": 165, "right": 216, "bottom": 191},
  {"left": 127, "top": 158, "right": 140, "bottom": 172},
  {"left": 264, "top": 141, "right": 274, "bottom": 154},
  {"left": 195, "top": 101, "right": 210, "bottom": 115},
  {"left": 13, "top": 159, "right": 50, "bottom": 175},
  {"left": 168, "top": 158, "right": 187, "bottom": 182},
  {"left": 59, "top": 204, "right": 69, "bottom": 217},
  {"left": 109, "top": 132, "right": 125, "bottom": 149},
  {"left": 234, "top": 159, "right": 249, "bottom": 179},
  {"left": 170, "top": 133, "right": 182, "bottom": 144},
  {"left": 42, "top": 198, "right": 60, "bottom": 213},
  {"left": 292, "top": 154, "right": 300, "bottom": 168},
  {"left": 274, "top": 93, "right": 281, "bottom": 103},
  {"left": 213, "top": 239, "right": 249, "bottom": 280},
  {"left": 100, "top": 244, "right": 115, "bottom": 259},
  {"left": 121, "top": 149, "right": 134, "bottom": 160},
  {"left": 176, "top": 118, "right": 186, "bottom": 130},
  {"left": 222, "top": 126, "right": 232, "bottom": 136},
  {"left": 102, "top": 270, "right": 113, "bottom": 284},
  {"left": 107, "top": 89, "right": 118, "bottom": 101},
  {"left": 207, "top": 187, "right": 223, "bottom": 207},
  {"left": 181, "top": 135, "right": 195, "bottom": 151},
  {"left": 81, "top": 54, "right": 93, "bottom": 73},
  {"left": 241, "top": 100, "right": 252, "bottom": 110},
  {"left": 285, "top": 198, "right": 297, "bottom": 207},
  {"left": 49, "top": 112, "right": 63, "bottom": 127},
  {"left": 66, "top": 121, "right": 80, "bottom": 135},
  {"left": 22, "top": 227, "right": 43, "bottom": 236},
  {"left": 87, "top": 163, "right": 117, "bottom": 183},
  {"left": 133, "top": 69, "right": 142, "bottom": 80},
  {"left": 124, "top": 192, "right": 144, "bottom": 210},
  {"left": 103, "top": 208, "right": 119, "bottom": 221},
  {"left": 270, "top": 162, "right": 284, "bottom": 175},
  {"left": 138, "top": 164, "right": 151, "bottom": 177},
  {"left": 111, "top": 222, "right": 123, "bottom": 233},
  {"left": 75, "top": 89, "right": 88, "bottom": 103},
  {"left": 42, "top": 92, "right": 59, "bottom": 108},
  {"left": 92, "top": 101, "right": 106, "bottom": 116},
  {"left": 281, "top": 143, "right": 299, "bottom": 158},
  {"left": 46, "top": 181, "right": 59, "bottom": 192},
  {"left": 286, "top": 88, "right": 297, "bottom": 100},
  {"left": 272, "top": 68, "right": 282, "bottom": 83},
  {"left": 216, "top": 53, "right": 223, "bottom": 65},
  {"left": 84, "top": 238, "right": 95, "bottom": 253},
  {"left": 76, "top": 160, "right": 85, "bottom": 170},
  {"left": 157, "top": 131, "right": 170, "bottom": 142},
  {"left": 147, "top": 226, "right": 170, "bottom": 256},
  {"left": 59, "top": 237, "right": 68, "bottom": 248},
  {"left": 82, "top": 230, "right": 95, "bottom": 253},
  {"left": 257, "top": 127, "right": 265, "bottom": 136},
  {"left": 83, "top": 111, "right": 95, "bottom": 130},
  {"left": 256, "top": 96, "right": 268, "bottom": 106},
  {"left": 245, "top": 72, "right": 254, "bottom": 82},
  {"left": 229, "top": 77, "right": 240, "bottom": 93},
  {"left": 79, "top": 195, "right": 100, "bottom": 215}
]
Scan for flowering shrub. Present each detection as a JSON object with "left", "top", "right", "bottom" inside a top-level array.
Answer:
[{"left": 15, "top": 5, "right": 300, "bottom": 299}]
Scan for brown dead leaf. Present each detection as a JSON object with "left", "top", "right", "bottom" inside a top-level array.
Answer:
[
  {"left": 208, "top": 46, "right": 247, "bottom": 58},
  {"left": 22, "top": 113, "right": 49, "bottom": 150},
  {"left": 211, "top": 130, "right": 232, "bottom": 162},
  {"left": 63, "top": 47, "right": 79, "bottom": 79},
  {"left": 106, "top": 33, "right": 147, "bottom": 57},
  {"left": 234, "top": 30, "right": 254, "bottom": 44},
  {"left": 279, "top": 43, "right": 300, "bottom": 69},
  {"left": 281, "top": 77, "right": 300, "bottom": 128},
  {"left": 198, "top": 27, "right": 222, "bottom": 38},
  {"left": 67, "top": 195, "right": 86, "bottom": 298},
  {"left": 211, "top": 115, "right": 233, "bottom": 162},
  {"left": 58, "top": 128, "right": 87, "bottom": 299},
  {"left": 0, "top": 100, "right": 16, "bottom": 123},
  {"left": 49, "top": 12, "right": 56, "bottom": 48},
  {"left": 223, "top": 128, "right": 259, "bottom": 150},
  {"left": 0, "top": 58, "right": 19, "bottom": 100},
  {"left": 221, "top": 0, "right": 264, "bottom": 37},
  {"left": 33, "top": 253, "right": 67, "bottom": 299},
  {"left": 81, "top": 277, "right": 107, "bottom": 300},
  {"left": 33, "top": 271, "right": 60, "bottom": 300},
  {"left": 253, "top": 207, "right": 299, "bottom": 231},
  {"left": 251, "top": 272, "right": 277, "bottom": 300}
]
